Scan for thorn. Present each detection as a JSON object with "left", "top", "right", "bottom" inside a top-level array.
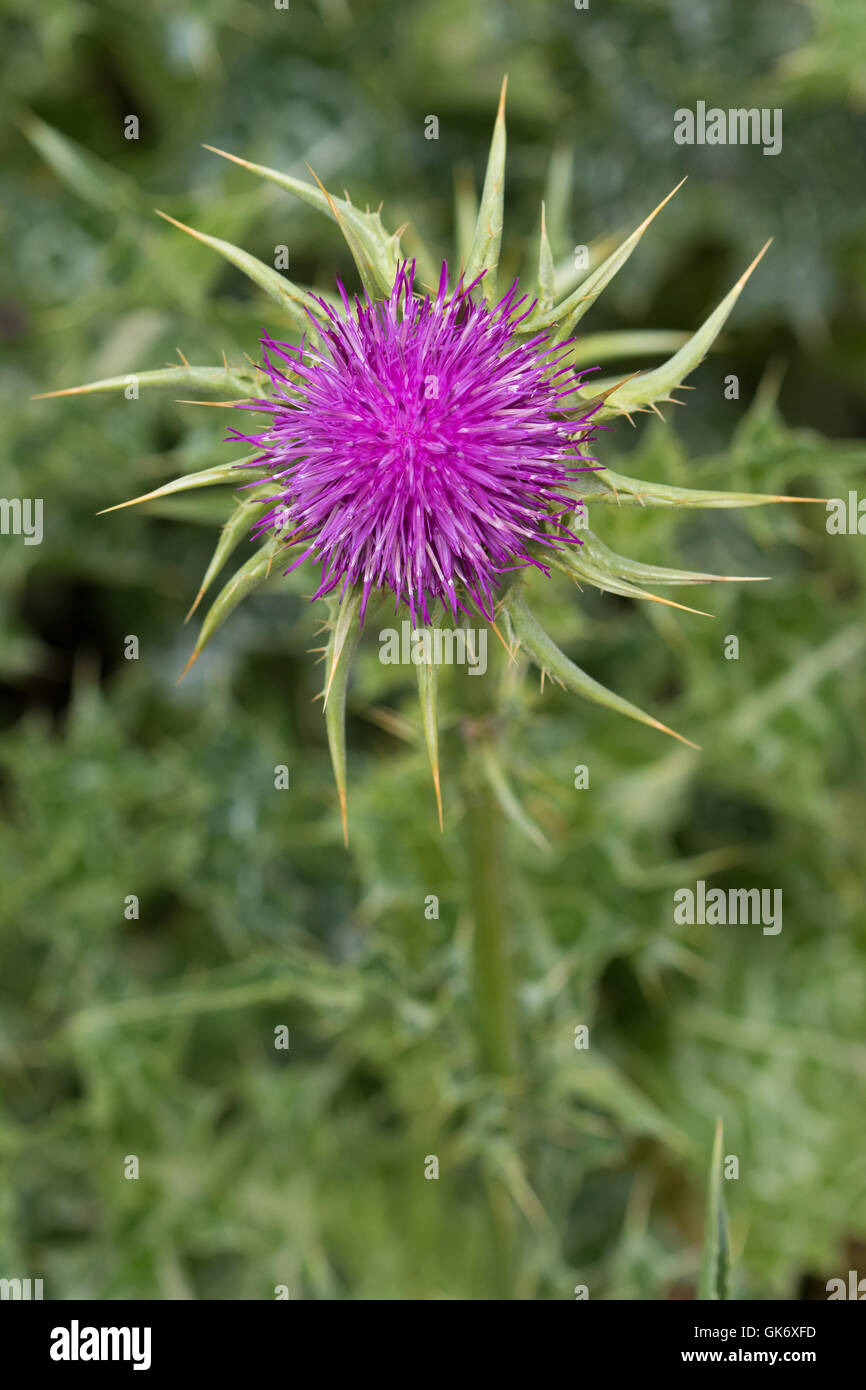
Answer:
[
  {"left": 770, "top": 495, "right": 829, "bottom": 504},
  {"left": 155, "top": 209, "right": 208, "bottom": 242},
  {"left": 577, "top": 371, "right": 645, "bottom": 415},
  {"left": 737, "top": 238, "right": 773, "bottom": 290},
  {"left": 638, "top": 591, "right": 713, "bottom": 617},
  {"left": 184, "top": 586, "right": 206, "bottom": 622},
  {"left": 432, "top": 766, "right": 443, "bottom": 833},
  {"left": 305, "top": 163, "right": 338, "bottom": 217},
  {"left": 651, "top": 718, "right": 700, "bottom": 751},
  {"left": 497, "top": 73, "right": 508, "bottom": 122},
  {"left": 97, "top": 490, "right": 162, "bottom": 515},
  {"left": 490, "top": 619, "right": 516, "bottom": 663},
  {"left": 177, "top": 347, "right": 191, "bottom": 368},
  {"left": 32, "top": 383, "right": 94, "bottom": 400},
  {"left": 637, "top": 177, "right": 687, "bottom": 236},
  {"left": 202, "top": 143, "right": 254, "bottom": 170},
  {"left": 176, "top": 649, "right": 200, "bottom": 683}
]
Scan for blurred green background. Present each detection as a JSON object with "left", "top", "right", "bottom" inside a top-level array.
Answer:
[{"left": 1, "top": 0, "right": 865, "bottom": 1299}]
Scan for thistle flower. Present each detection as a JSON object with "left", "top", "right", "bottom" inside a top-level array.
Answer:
[
  {"left": 37, "top": 77, "right": 812, "bottom": 839},
  {"left": 232, "top": 261, "right": 600, "bottom": 626}
]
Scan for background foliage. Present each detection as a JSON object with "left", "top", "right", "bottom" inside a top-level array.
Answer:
[{"left": 1, "top": 0, "right": 864, "bottom": 1299}]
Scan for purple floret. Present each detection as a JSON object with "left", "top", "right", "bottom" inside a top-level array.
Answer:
[{"left": 230, "top": 261, "right": 599, "bottom": 624}]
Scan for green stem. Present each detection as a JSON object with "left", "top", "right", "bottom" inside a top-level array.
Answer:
[
  {"left": 465, "top": 734, "right": 514, "bottom": 1076},
  {"left": 460, "top": 635, "right": 517, "bottom": 1293}
]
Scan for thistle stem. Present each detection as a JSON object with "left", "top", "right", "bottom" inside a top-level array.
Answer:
[
  {"left": 460, "top": 636, "right": 517, "bottom": 1293},
  {"left": 465, "top": 735, "right": 514, "bottom": 1076}
]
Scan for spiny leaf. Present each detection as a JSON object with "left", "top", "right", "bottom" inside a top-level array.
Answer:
[
  {"left": 548, "top": 548, "right": 714, "bottom": 616},
  {"left": 584, "top": 241, "right": 773, "bottom": 418},
  {"left": 464, "top": 75, "right": 508, "bottom": 304},
  {"left": 478, "top": 745, "right": 550, "bottom": 854},
  {"left": 575, "top": 531, "right": 769, "bottom": 586},
  {"left": 415, "top": 629, "right": 443, "bottom": 831},
  {"left": 178, "top": 534, "right": 285, "bottom": 679},
  {"left": 323, "top": 585, "right": 363, "bottom": 710},
  {"left": 699, "top": 1117, "right": 731, "bottom": 1300},
  {"left": 33, "top": 363, "right": 262, "bottom": 401},
  {"left": 303, "top": 165, "right": 384, "bottom": 301},
  {"left": 539, "top": 180, "right": 687, "bottom": 340},
  {"left": 186, "top": 497, "right": 276, "bottom": 620},
  {"left": 97, "top": 457, "right": 263, "bottom": 514},
  {"left": 203, "top": 145, "right": 401, "bottom": 296},
  {"left": 550, "top": 232, "right": 621, "bottom": 306},
  {"left": 504, "top": 586, "right": 699, "bottom": 748},
  {"left": 155, "top": 211, "right": 325, "bottom": 336},
  {"left": 323, "top": 589, "right": 364, "bottom": 845},
  {"left": 579, "top": 466, "right": 820, "bottom": 510}
]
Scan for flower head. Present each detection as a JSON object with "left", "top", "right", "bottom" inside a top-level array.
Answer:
[
  {"left": 49, "top": 82, "right": 784, "bottom": 829},
  {"left": 231, "top": 262, "right": 599, "bottom": 624}
]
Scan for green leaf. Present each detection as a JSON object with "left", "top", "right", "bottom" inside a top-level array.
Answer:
[
  {"left": 97, "top": 457, "right": 264, "bottom": 514},
  {"left": 579, "top": 466, "right": 809, "bottom": 510},
  {"left": 540, "top": 180, "right": 686, "bottom": 339},
  {"left": 202, "top": 146, "right": 402, "bottom": 297},
  {"left": 464, "top": 76, "right": 508, "bottom": 304},
  {"left": 548, "top": 546, "right": 714, "bottom": 617},
  {"left": 155, "top": 212, "right": 325, "bottom": 335},
  {"left": 699, "top": 1117, "right": 731, "bottom": 1300},
  {"left": 503, "top": 586, "right": 699, "bottom": 748},
  {"left": 34, "top": 364, "right": 263, "bottom": 401},
  {"left": 583, "top": 242, "right": 773, "bottom": 418},
  {"left": 186, "top": 497, "right": 276, "bottom": 620},
  {"left": 180, "top": 534, "right": 286, "bottom": 678},
  {"left": 573, "top": 530, "right": 767, "bottom": 587}
]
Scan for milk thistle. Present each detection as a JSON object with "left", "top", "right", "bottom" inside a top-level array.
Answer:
[{"left": 39, "top": 77, "right": 801, "bottom": 843}]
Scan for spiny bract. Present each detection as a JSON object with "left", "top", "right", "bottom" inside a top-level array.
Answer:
[{"left": 40, "top": 77, "right": 803, "bottom": 840}]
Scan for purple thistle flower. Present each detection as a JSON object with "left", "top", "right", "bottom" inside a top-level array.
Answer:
[{"left": 229, "top": 261, "right": 600, "bottom": 625}]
